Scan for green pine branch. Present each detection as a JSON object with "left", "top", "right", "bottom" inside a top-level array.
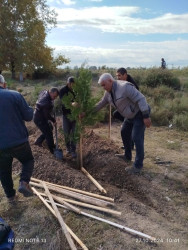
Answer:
[{"left": 62, "top": 67, "right": 103, "bottom": 142}]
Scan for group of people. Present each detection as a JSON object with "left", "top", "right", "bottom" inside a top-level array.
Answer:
[
  {"left": 0, "top": 67, "right": 151, "bottom": 202},
  {"left": 33, "top": 76, "right": 77, "bottom": 158}
]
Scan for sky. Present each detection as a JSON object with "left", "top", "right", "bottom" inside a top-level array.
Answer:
[{"left": 46, "top": 0, "right": 188, "bottom": 69}]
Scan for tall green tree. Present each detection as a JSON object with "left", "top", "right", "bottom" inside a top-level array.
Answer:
[{"left": 0, "top": 0, "right": 69, "bottom": 78}]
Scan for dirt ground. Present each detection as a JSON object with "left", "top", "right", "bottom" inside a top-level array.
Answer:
[{"left": 11, "top": 118, "right": 188, "bottom": 250}]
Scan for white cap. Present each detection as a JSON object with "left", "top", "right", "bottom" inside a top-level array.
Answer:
[{"left": 0, "top": 75, "right": 5, "bottom": 83}]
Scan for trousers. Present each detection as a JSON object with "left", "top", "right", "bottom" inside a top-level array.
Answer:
[
  {"left": 62, "top": 115, "right": 76, "bottom": 152},
  {"left": 121, "top": 111, "right": 146, "bottom": 169},
  {"left": 0, "top": 142, "right": 34, "bottom": 198},
  {"left": 34, "top": 119, "right": 55, "bottom": 153}
]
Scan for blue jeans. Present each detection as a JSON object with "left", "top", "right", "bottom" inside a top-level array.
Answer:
[
  {"left": 0, "top": 142, "right": 34, "bottom": 198},
  {"left": 62, "top": 115, "right": 76, "bottom": 152},
  {"left": 121, "top": 111, "right": 146, "bottom": 169}
]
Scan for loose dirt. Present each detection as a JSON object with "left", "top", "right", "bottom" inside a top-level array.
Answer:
[{"left": 11, "top": 118, "right": 188, "bottom": 250}]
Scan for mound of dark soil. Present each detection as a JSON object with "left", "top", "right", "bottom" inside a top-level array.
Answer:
[{"left": 14, "top": 122, "right": 162, "bottom": 210}]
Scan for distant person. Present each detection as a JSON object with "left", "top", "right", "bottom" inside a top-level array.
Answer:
[
  {"left": 161, "top": 58, "right": 166, "bottom": 69},
  {"left": 114, "top": 67, "right": 139, "bottom": 150},
  {"left": 59, "top": 77, "right": 77, "bottom": 158},
  {"left": 33, "top": 87, "right": 59, "bottom": 154},
  {"left": 0, "top": 74, "right": 34, "bottom": 202},
  {"left": 95, "top": 73, "right": 151, "bottom": 174}
]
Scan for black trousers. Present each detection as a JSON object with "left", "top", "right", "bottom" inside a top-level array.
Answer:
[
  {"left": 62, "top": 115, "right": 76, "bottom": 152},
  {"left": 0, "top": 142, "right": 34, "bottom": 198},
  {"left": 113, "top": 110, "right": 134, "bottom": 149},
  {"left": 34, "top": 119, "right": 55, "bottom": 153}
]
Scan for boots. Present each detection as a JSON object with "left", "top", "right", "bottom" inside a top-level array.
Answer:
[{"left": 18, "top": 181, "right": 33, "bottom": 197}]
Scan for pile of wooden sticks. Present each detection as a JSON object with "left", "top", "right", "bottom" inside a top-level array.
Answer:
[{"left": 30, "top": 177, "right": 155, "bottom": 250}]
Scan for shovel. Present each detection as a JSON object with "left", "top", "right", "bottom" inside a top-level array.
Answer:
[{"left": 53, "top": 116, "right": 63, "bottom": 160}]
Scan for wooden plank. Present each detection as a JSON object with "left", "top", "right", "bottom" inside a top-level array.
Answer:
[
  {"left": 31, "top": 177, "right": 114, "bottom": 202},
  {"left": 41, "top": 182, "right": 77, "bottom": 250},
  {"left": 32, "top": 187, "right": 88, "bottom": 250},
  {"left": 81, "top": 167, "right": 107, "bottom": 194},
  {"left": 39, "top": 192, "right": 121, "bottom": 216},
  {"left": 30, "top": 181, "right": 113, "bottom": 207},
  {"left": 53, "top": 195, "right": 81, "bottom": 214}
]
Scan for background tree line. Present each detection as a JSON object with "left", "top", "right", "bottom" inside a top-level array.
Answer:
[{"left": 0, "top": 0, "right": 69, "bottom": 80}]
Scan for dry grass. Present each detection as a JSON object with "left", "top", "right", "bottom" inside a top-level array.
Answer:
[{"left": 1, "top": 124, "right": 188, "bottom": 249}]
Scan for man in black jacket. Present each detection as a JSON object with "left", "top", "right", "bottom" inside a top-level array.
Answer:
[
  {"left": 33, "top": 87, "right": 59, "bottom": 154},
  {"left": 59, "top": 77, "right": 77, "bottom": 158}
]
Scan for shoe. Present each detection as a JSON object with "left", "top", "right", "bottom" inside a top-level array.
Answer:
[
  {"left": 7, "top": 195, "right": 18, "bottom": 203},
  {"left": 115, "top": 154, "right": 131, "bottom": 163},
  {"left": 125, "top": 166, "right": 141, "bottom": 174},
  {"left": 34, "top": 141, "right": 43, "bottom": 147},
  {"left": 18, "top": 181, "right": 33, "bottom": 197},
  {"left": 65, "top": 150, "right": 71, "bottom": 157}
]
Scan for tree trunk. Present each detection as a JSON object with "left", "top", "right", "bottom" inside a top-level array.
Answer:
[
  {"left": 11, "top": 61, "right": 16, "bottom": 79},
  {"left": 19, "top": 72, "right": 23, "bottom": 82}
]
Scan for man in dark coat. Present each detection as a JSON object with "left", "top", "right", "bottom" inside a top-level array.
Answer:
[{"left": 33, "top": 87, "right": 59, "bottom": 154}]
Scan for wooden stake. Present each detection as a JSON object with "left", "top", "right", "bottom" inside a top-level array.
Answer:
[
  {"left": 53, "top": 195, "right": 81, "bottom": 214},
  {"left": 30, "top": 181, "right": 113, "bottom": 207},
  {"left": 31, "top": 177, "right": 114, "bottom": 202},
  {"left": 80, "top": 133, "right": 83, "bottom": 168},
  {"left": 39, "top": 192, "right": 121, "bottom": 216},
  {"left": 32, "top": 187, "right": 88, "bottom": 250},
  {"left": 41, "top": 182, "right": 77, "bottom": 250},
  {"left": 81, "top": 167, "right": 107, "bottom": 194},
  {"left": 46, "top": 199, "right": 156, "bottom": 242},
  {"left": 109, "top": 104, "right": 111, "bottom": 139}
]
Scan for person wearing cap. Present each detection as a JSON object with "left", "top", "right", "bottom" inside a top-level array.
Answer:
[
  {"left": 59, "top": 77, "right": 77, "bottom": 158},
  {"left": 0, "top": 74, "right": 34, "bottom": 202},
  {"left": 114, "top": 67, "right": 139, "bottom": 151},
  {"left": 95, "top": 73, "right": 151, "bottom": 174},
  {"left": 33, "top": 87, "right": 59, "bottom": 154},
  {"left": 161, "top": 58, "right": 166, "bottom": 69}
]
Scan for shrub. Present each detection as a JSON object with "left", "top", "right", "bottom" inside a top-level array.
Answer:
[
  {"left": 173, "top": 113, "right": 188, "bottom": 131},
  {"left": 32, "top": 68, "right": 52, "bottom": 79},
  {"left": 171, "top": 94, "right": 188, "bottom": 114},
  {"left": 25, "top": 84, "right": 43, "bottom": 107},
  {"left": 150, "top": 106, "right": 170, "bottom": 126},
  {"left": 142, "top": 68, "right": 181, "bottom": 89},
  {"left": 6, "top": 81, "right": 17, "bottom": 90},
  {"left": 140, "top": 84, "right": 188, "bottom": 130}
]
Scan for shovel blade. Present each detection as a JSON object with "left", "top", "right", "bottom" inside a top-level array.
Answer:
[{"left": 54, "top": 148, "right": 63, "bottom": 160}]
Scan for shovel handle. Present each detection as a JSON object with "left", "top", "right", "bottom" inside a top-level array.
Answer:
[
  {"left": 54, "top": 123, "right": 58, "bottom": 149},
  {"left": 54, "top": 111, "right": 58, "bottom": 149}
]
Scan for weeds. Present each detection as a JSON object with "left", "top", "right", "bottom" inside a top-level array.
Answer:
[{"left": 166, "top": 140, "right": 181, "bottom": 150}]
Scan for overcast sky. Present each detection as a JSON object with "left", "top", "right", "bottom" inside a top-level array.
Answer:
[{"left": 46, "top": 0, "right": 188, "bottom": 69}]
